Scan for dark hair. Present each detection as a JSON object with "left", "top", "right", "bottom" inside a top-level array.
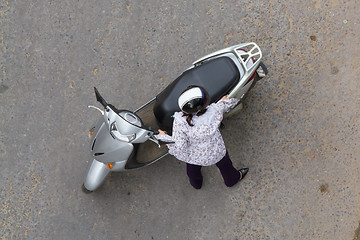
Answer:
[
  {"left": 180, "top": 85, "right": 210, "bottom": 126},
  {"left": 183, "top": 107, "right": 208, "bottom": 126}
]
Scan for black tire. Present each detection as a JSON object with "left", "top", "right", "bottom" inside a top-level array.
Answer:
[
  {"left": 81, "top": 183, "right": 93, "bottom": 194},
  {"left": 259, "top": 62, "right": 268, "bottom": 75},
  {"left": 250, "top": 61, "right": 268, "bottom": 91},
  {"left": 238, "top": 62, "right": 268, "bottom": 106}
]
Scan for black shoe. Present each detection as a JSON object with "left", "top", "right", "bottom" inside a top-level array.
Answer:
[
  {"left": 189, "top": 179, "right": 202, "bottom": 190},
  {"left": 239, "top": 168, "right": 249, "bottom": 180}
]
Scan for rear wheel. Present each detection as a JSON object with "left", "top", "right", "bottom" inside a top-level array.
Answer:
[
  {"left": 256, "top": 62, "right": 268, "bottom": 78},
  {"left": 249, "top": 62, "right": 268, "bottom": 92},
  {"left": 225, "top": 102, "right": 243, "bottom": 118}
]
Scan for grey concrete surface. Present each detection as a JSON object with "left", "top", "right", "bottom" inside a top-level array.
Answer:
[{"left": 1, "top": 0, "right": 359, "bottom": 239}]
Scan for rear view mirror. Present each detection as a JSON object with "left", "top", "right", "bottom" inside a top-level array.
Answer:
[{"left": 94, "top": 87, "right": 108, "bottom": 108}]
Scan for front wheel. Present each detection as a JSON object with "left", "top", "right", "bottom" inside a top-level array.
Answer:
[{"left": 81, "top": 183, "right": 93, "bottom": 194}]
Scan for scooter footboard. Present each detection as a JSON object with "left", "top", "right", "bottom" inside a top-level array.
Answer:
[{"left": 84, "top": 159, "right": 110, "bottom": 191}]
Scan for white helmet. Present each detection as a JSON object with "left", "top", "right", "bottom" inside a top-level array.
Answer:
[{"left": 178, "top": 86, "right": 210, "bottom": 114}]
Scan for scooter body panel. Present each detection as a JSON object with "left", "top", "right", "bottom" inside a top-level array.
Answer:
[{"left": 90, "top": 117, "right": 134, "bottom": 164}]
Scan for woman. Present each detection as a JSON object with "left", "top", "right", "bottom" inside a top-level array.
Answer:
[{"left": 155, "top": 86, "right": 248, "bottom": 189}]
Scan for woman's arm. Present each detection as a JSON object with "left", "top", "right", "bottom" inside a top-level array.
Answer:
[
  {"left": 154, "top": 130, "right": 173, "bottom": 142},
  {"left": 155, "top": 117, "right": 188, "bottom": 149},
  {"left": 215, "top": 96, "right": 240, "bottom": 113}
]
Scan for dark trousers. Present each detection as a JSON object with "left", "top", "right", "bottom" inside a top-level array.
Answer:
[{"left": 186, "top": 151, "right": 240, "bottom": 189}]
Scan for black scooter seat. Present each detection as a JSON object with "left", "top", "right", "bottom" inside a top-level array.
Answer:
[{"left": 154, "top": 56, "right": 240, "bottom": 134}]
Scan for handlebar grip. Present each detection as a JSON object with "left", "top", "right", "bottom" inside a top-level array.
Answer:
[{"left": 153, "top": 130, "right": 167, "bottom": 135}]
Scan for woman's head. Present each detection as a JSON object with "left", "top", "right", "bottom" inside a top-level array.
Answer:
[
  {"left": 178, "top": 86, "right": 210, "bottom": 126},
  {"left": 178, "top": 86, "right": 210, "bottom": 115}
]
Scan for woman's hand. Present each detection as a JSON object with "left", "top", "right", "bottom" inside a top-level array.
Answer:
[
  {"left": 221, "top": 95, "right": 228, "bottom": 100},
  {"left": 158, "top": 129, "right": 167, "bottom": 135}
]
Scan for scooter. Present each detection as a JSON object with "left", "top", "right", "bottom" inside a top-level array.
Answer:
[{"left": 82, "top": 42, "right": 268, "bottom": 192}]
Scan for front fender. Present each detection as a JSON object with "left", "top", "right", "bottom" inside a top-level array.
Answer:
[{"left": 83, "top": 159, "right": 110, "bottom": 191}]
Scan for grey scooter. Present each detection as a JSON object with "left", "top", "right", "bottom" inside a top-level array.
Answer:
[{"left": 82, "top": 42, "right": 268, "bottom": 192}]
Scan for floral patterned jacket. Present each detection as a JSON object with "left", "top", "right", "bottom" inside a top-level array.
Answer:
[{"left": 155, "top": 98, "right": 240, "bottom": 166}]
